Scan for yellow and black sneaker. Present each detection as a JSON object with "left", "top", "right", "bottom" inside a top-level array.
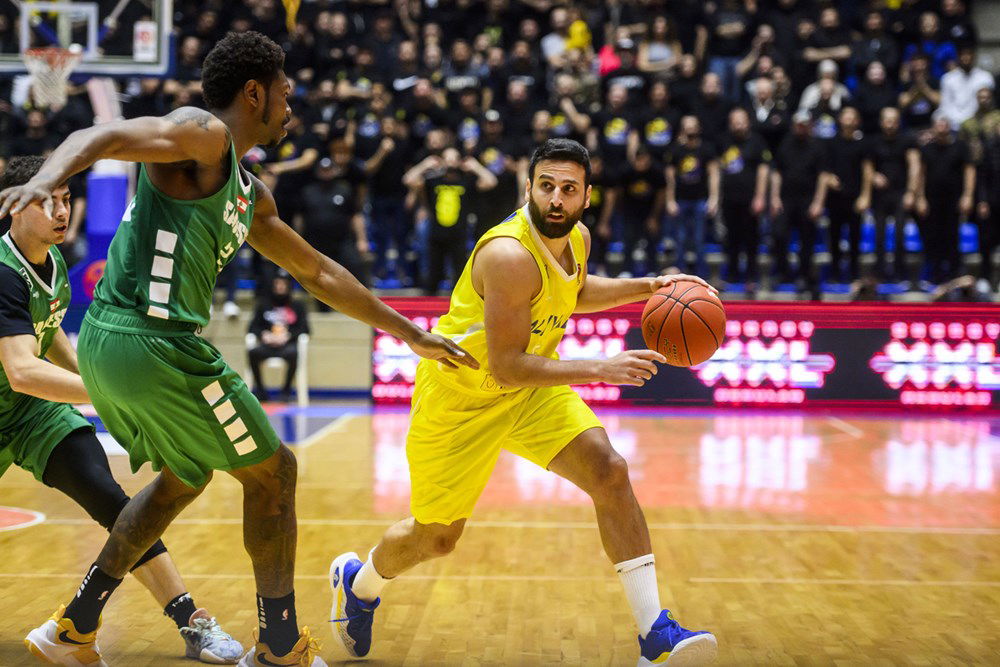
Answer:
[
  {"left": 24, "top": 604, "right": 108, "bottom": 666},
  {"left": 236, "top": 627, "right": 326, "bottom": 666}
]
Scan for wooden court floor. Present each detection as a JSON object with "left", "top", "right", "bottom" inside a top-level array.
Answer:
[{"left": 1, "top": 411, "right": 998, "bottom": 665}]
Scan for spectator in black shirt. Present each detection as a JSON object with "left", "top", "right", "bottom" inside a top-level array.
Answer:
[
  {"left": 365, "top": 117, "right": 415, "bottom": 286},
  {"left": 259, "top": 110, "right": 321, "bottom": 223},
  {"left": 666, "top": 116, "right": 719, "bottom": 276},
  {"left": 669, "top": 54, "right": 701, "bottom": 114},
  {"left": 398, "top": 78, "right": 450, "bottom": 144},
  {"left": 501, "top": 79, "right": 537, "bottom": 140},
  {"left": 601, "top": 39, "right": 648, "bottom": 106},
  {"left": 940, "top": 0, "right": 977, "bottom": 48},
  {"left": 822, "top": 106, "right": 873, "bottom": 282},
  {"left": 898, "top": 54, "right": 941, "bottom": 133},
  {"left": 803, "top": 7, "right": 852, "bottom": 73},
  {"left": 547, "top": 73, "right": 591, "bottom": 146},
  {"left": 705, "top": 0, "right": 755, "bottom": 103},
  {"left": 693, "top": 73, "right": 732, "bottom": 149},
  {"left": 976, "top": 124, "right": 1000, "bottom": 287},
  {"left": 297, "top": 149, "right": 370, "bottom": 294},
  {"left": 765, "top": 0, "right": 806, "bottom": 58},
  {"left": 856, "top": 62, "right": 899, "bottom": 135},
  {"left": 916, "top": 117, "right": 976, "bottom": 283},
  {"left": 441, "top": 39, "right": 488, "bottom": 107},
  {"left": 869, "top": 107, "right": 921, "bottom": 280},
  {"left": 619, "top": 148, "right": 666, "bottom": 274},
  {"left": 588, "top": 84, "right": 638, "bottom": 182},
  {"left": 719, "top": 108, "right": 770, "bottom": 290},
  {"left": 771, "top": 111, "right": 827, "bottom": 294},
  {"left": 3, "top": 110, "right": 58, "bottom": 158},
  {"left": 638, "top": 81, "right": 681, "bottom": 165},
  {"left": 746, "top": 77, "right": 789, "bottom": 152},
  {"left": 404, "top": 148, "right": 498, "bottom": 295},
  {"left": 472, "top": 112, "right": 524, "bottom": 239},
  {"left": 247, "top": 274, "right": 310, "bottom": 403},
  {"left": 852, "top": 10, "right": 900, "bottom": 82},
  {"left": 388, "top": 40, "right": 421, "bottom": 101},
  {"left": 451, "top": 87, "right": 486, "bottom": 152},
  {"left": 368, "top": 10, "right": 402, "bottom": 80},
  {"left": 501, "top": 40, "right": 546, "bottom": 104}
]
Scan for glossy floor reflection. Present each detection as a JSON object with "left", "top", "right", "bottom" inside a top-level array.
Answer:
[{"left": 1, "top": 409, "right": 998, "bottom": 664}]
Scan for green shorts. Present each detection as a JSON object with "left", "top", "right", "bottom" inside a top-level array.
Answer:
[
  {"left": 78, "top": 302, "right": 281, "bottom": 488},
  {"left": 0, "top": 397, "right": 93, "bottom": 481}
]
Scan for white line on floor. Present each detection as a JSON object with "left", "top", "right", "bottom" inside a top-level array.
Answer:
[
  {"left": 689, "top": 577, "right": 1000, "bottom": 587},
  {"left": 2, "top": 572, "right": 998, "bottom": 586},
  {"left": 826, "top": 416, "right": 865, "bottom": 439},
  {"left": 35, "top": 518, "right": 1000, "bottom": 535}
]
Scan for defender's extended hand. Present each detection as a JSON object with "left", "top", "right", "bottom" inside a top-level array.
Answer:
[
  {"left": 409, "top": 331, "right": 480, "bottom": 370},
  {"left": 0, "top": 180, "right": 55, "bottom": 219}
]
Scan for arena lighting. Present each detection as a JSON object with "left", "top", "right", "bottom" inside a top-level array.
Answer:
[{"left": 372, "top": 299, "right": 1000, "bottom": 411}]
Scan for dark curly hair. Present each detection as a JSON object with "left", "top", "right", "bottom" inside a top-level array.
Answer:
[
  {"left": 529, "top": 139, "right": 591, "bottom": 187},
  {"left": 0, "top": 155, "right": 47, "bottom": 190},
  {"left": 202, "top": 31, "right": 286, "bottom": 110}
]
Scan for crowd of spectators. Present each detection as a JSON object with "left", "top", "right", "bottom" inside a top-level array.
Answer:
[{"left": 1, "top": 0, "right": 998, "bottom": 302}]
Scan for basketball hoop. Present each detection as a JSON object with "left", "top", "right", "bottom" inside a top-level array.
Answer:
[{"left": 22, "top": 46, "right": 83, "bottom": 109}]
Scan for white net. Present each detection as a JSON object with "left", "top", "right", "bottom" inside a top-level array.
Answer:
[{"left": 22, "top": 47, "right": 82, "bottom": 109}]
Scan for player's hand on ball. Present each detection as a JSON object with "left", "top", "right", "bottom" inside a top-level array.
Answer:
[
  {"left": 650, "top": 273, "right": 718, "bottom": 296},
  {"left": 599, "top": 350, "right": 666, "bottom": 386},
  {"left": 0, "top": 179, "right": 55, "bottom": 219},
  {"left": 409, "top": 331, "right": 480, "bottom": 370}
]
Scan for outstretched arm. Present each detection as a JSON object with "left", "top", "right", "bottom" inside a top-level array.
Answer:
[
  {"left": 246, "top": 175, "right": 477, "bottom": 369},
  {"left": 0, "top": 107, "right": 230, "bottom": 217}
]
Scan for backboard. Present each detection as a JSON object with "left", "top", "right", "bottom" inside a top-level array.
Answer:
[{"left": 0, "top": 0, "right": 173, "bottom": 75}]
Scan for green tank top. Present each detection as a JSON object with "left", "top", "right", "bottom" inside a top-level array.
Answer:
[
  {"left": 94, "top": 142, "right": 256, "bottom": 327},
  {"left": 0, "top": 232, "right": 71, "bottom": 425}
]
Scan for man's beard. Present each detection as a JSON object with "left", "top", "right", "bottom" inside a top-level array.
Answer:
[{"left": 528, "top": 197, "right": 582, "bottom": 239}]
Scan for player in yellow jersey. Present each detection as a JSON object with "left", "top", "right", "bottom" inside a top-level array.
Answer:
[{"left": 330, "top": 139, "right": 719, "bottom": 665}]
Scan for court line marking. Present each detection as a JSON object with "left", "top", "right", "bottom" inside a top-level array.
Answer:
[
  {"left": 0, "top": 506, "right": 46, "bottom": 532},
  {"left": 35, "top": 518, "right": 1000, "bottom": 535},
  {"left": 1, "top": 572, "right": 998, "bottom": 587},
  {"left": 294, "top": 414, "right": 359, "bottom": 449},
  {"left": 689, "top": 577, "right": 1000, "bottom": 587},
  {"left": 826, "top": 416, "right": 865, "bottom": 439}
]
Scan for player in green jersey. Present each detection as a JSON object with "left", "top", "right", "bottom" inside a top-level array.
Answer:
[
  {"left": 0, "top": 156, "right": 243, "bottom": 664},
  {"left": 0, "top": 32, "right": 475, "bottom": 667}
]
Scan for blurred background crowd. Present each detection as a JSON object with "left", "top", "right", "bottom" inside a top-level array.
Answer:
[{"left": 1, "top": 0, "right": 998, "bottom": 306}]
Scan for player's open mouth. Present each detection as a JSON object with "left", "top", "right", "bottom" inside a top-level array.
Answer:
[
  {"left": 547, "top": 212, "right": 564, "bottom": 221},
  {"left": 54, "top": 225, "right": 67, "bottom": 233}
]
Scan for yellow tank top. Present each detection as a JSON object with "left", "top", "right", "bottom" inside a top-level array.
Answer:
[{"left": 425, "top": 206, "right": 587, "bottom": 396}]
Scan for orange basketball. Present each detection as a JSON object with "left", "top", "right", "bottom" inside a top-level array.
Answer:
[{"left": 641, "top": 280, "right": 726, "bottom": 367}]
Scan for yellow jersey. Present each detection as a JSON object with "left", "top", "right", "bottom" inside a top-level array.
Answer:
[{"left": 425, "top": 206, "right": 587, "bottom": 396}]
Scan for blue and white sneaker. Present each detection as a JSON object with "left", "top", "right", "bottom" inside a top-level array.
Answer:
[
  {"left": 181, "top": 610, "right": 244, "bottom": 664},
  {"left": 329, "top": 551, "right": 380, "bottom": 658},
  {"left": 637, "top": 610, "right": 717, "bottom": 666}
]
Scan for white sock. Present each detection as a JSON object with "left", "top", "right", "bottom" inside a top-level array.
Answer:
[
  {"left": 350, "top": 549, "right": 391, "bottom": 602},
  {"left": 615, "top": 554, "right": 661, "bottom": 637}
]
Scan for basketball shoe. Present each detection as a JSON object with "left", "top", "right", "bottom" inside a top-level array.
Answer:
[
  {"left": 328, "top": 551, "right": 380, "bottom": 657},
  {"left": 24, "top": 604, "right": 107, "bottom": 666},
  {"left": 236, "top": 627, "right": 326, "bottom": 666},
  {"left": 637, "top": 609, "right": 718, "bottom": 666},
  {"left": 181, "top": 609, "right": 244, "bottom": 663}
]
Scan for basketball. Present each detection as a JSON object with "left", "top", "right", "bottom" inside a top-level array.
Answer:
[{"left": 641, "top": 280, "right": 726, "bottom": 367}]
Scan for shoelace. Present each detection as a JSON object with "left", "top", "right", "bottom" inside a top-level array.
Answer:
[
  {"left": 182, "top": 617, "right": 233, "bottom": 643},
  {"left": 298, "top": 628, "right": 321, "bottom": 665}
]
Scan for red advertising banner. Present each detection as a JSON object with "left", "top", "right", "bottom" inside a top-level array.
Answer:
[{"left": 373, "top": 299, "right": 1000, "bottom": 411}]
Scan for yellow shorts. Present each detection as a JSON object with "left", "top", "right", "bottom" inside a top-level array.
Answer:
[{"left": 407, "top": 361, "right": 604, "bottom": 525}]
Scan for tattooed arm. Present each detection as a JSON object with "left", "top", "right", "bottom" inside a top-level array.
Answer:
[{"left": 0, "top": 107, "right": 230, "bottom": 217}]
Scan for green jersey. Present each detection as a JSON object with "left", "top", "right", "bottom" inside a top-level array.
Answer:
[
  {"left": 0, "top": 232, "right": 72, "bottom": 429},
  {"left": 94, "top": 142, "right": 256, "bottom": 326}
]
